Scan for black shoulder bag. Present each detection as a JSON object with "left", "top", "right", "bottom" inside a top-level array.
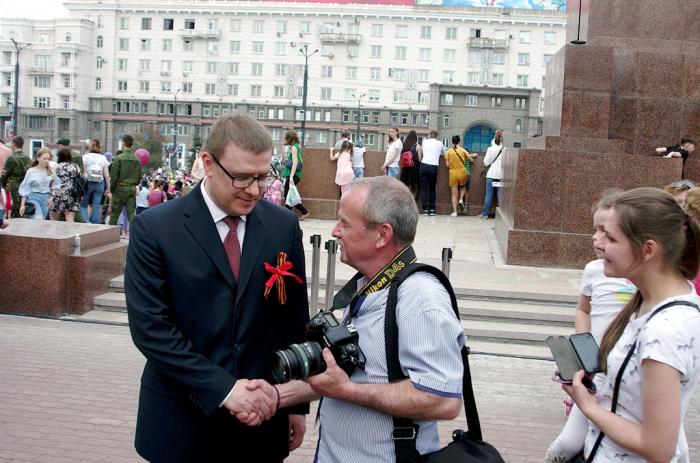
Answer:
[
  {"left": 573, "top": 300, "right": 699, "bottom": 463},
  {"left": 384, "top": 263, "right": 505, "bottom": 463},
  {"left": 480, "top": 147, "right": 503, "bottom": 178}
]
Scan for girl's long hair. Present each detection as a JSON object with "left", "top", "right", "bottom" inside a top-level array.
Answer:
[{"left": 30, "top": 147, "right": 54, "bottom": 176}]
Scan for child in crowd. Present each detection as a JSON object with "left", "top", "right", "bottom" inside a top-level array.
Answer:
[
  {"left": 329, "top": 140, "right": 355, "bottom": 196},
  {"left": 546, "top": 192, "right": 636, "bottom": 462},
  {"left": 560, "top": 188, "right": 699, "bottom": 462}
]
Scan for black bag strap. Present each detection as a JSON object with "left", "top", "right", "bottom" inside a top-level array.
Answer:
[
  {"left": 585, "top": 300, "right": 699, "bottom": 462},
  {"left": 384, "top": 263, "right": 482, "bottom": 463}
]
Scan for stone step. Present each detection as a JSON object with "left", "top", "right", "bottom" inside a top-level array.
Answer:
[
  {"left": 461, "top": 319, "right": 573, "bottom": 345},
  {"left": 467, "top": 340, "right": 552, "bottom": 359},
  {"left": 62, "top": 309, "right": 128, "bottom": 326},
  {"left": 93, "top": 292, "right": 126, "bottom": 311},
  {"left": 457, "top": 299, "right": 576, "bottom": 326}
]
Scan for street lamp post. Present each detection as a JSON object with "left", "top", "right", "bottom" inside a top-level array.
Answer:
[
  {"left": 299, "top": 45, "right": 318, "bottom": 147},
  {"left": 352, "top": 93, "right": 366, "bottom": 144},
  {"left": 172, "top": 88, "right": 181, "bottom": 169},
  {"left": 10, "top": 38, "right": 31, "bottom": 137}
]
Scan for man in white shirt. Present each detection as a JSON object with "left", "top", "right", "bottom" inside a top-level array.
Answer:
[{"left": 419, "top": 130, "right": 445, "bottom": 216}]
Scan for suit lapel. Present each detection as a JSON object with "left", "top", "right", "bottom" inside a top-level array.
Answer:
[
  {"left": 234, "top": 201, "right": 267, "bottom": 310},
  {"left": 182, "top": 184, "right": 236, "bottom": 290}
]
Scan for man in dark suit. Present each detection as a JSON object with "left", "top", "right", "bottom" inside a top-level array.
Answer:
[{"left": 125, "top": 114, "right": 309, "bottom": 462}]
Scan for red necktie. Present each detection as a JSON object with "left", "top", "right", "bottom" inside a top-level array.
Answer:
[{"left": 222, "top": 216, "right": 241, "bottom": 281}]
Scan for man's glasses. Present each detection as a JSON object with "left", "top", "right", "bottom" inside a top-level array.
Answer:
[{"left": 209, "top": 153, "right": 278, "bottom": 189}]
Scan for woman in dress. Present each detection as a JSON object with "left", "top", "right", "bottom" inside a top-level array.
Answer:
[
  {"left": 444, "top": 135, "right": 473, "bottom": 217},
  {"left": 563, "top": 188, "right": 700, "bottom": 462},
  {"left": 50, "top": 148, "right": 81, "bottom": 222},
  {"left": 329, "top": 140, "right": 355, "bottom": 196},
  {"left": 18, "top": 148, "right": 61, "bottom": 219},
  {"left": 281, "top": 130, "right": 310, "bottom": 220}
]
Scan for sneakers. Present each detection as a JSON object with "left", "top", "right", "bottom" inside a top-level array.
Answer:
[
  {"left": 449, "top": 212, "right": 458, "bottom": 217},
  {"left": 479, "top": 214, "right": 489, "bottom": 219},
  {"left": 457, "top": 202, "right": 464, "bottom": 213},
  {"left": 422, "top": 209, "right": 430, "bottom": 216},
  {"left": 429, "top": 210, "right": 437, "bottom": 216},
  {"left": 299, "top": 212, "right": 311, "bottom": 221}
]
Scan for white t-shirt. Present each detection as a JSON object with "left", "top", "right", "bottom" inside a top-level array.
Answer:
[
  {"left": 584, "top": 291, "right": 700, "bottom": 462},
  {"left": 82, "top": 152, "right": 108, "bottom": 183},
  {"left": 421, "top": 138, "right": 445, "bottom": 166},
  {"left": 385, "top": 139, "right": 402, "bottom": 168},
  {"left": 580, "top": 259, "right": 637, "bottom": 344},
  {"left": 352, "top": 146, "right": 366, "bottom": 168},
  {"left": 136, "top": 187, "right": 150, "bottom": 208}
]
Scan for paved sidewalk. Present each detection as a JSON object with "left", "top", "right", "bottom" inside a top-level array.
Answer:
[{"left": 2, "top": 315, "right": 699, "bottom": 462}]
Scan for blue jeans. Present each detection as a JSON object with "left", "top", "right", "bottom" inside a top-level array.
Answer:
[
  {"left": 81, "top": 181, "right": 105, "bottom": 224},
  {"left": 481, "top": 178, "right": 500, "bottom": 217},
  {"left": 419, "top": 164, "right": 438, "bottom": 211},
  {"left": 27, "top": 192, "right": 49, "bottom": 219},
  {"left": 352, "top": 167, "right": 364, "bottom": 179},
  {"left": 387, "top": 166, "right": 400, "bottom": 178}
]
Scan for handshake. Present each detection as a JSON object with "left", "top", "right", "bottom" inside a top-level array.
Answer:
[{"left": 224, "top": 378, "right": 280, "bottom": 427}]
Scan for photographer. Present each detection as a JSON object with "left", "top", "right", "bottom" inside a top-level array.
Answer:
[{"left": 275, "top": 176, "right": 464, "bottom": 461}]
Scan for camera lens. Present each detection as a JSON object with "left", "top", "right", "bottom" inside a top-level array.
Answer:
[{"left": 271, "top": 341, "right": 326, "bottom": 384}]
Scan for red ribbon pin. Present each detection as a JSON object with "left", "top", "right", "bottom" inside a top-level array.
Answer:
[{"left": 264, "top": 252, "right": 304, "bottom": 305}]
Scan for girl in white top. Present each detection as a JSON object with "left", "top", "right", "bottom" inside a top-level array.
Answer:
[
  {"left": 563, "top": 187, "right": 700, "bottom": 462},
  {"left": 382, "top": 126, "right": 402, "bottom": 179}
]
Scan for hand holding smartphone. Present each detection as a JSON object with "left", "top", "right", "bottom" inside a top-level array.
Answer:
[{"left": 547, "top": 332, "right": 601, "bottom": 394}]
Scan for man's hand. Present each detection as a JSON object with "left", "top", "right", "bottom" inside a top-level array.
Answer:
[
  {"left": 224, "top": 379, "right": 277, "bottom": 426},
  {"left": 288, "top": 414, "right": 306, "bottom": 451},
  {"left": 304, "top": 349, "right": 354, "bottom": 400}
]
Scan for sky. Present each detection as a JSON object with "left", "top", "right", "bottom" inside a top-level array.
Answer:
[{"left": 0, "top": 0, "right": 69, "bottom": 20}]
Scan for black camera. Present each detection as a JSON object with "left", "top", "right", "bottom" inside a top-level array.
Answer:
[{"left": 271, "top": 310, "right": 366, "bottom": 384}]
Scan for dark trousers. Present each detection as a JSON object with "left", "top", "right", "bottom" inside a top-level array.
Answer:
[
  {"left": 419, "top": 164, "right": 438, "bottom": 211},
  {"left": 283, "top": 176, "right": 308, "bottom": 215}
]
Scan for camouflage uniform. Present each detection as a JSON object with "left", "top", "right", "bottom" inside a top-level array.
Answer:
[
  {"left": 0, "top": 150, "right": 31, "bottom": 218},
  {"left": 109, "top": 149, "right": 141, "bottom": 226}
]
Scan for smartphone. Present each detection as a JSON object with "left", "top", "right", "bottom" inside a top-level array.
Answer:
[
  {"left": 546, "top": 336, "right": 580, "bottom": 382},
  {"left": 570, "top": 332, "right": 601, "bottom": 374}
]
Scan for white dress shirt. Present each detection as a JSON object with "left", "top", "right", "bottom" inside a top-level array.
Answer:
[{"left": 200, "top": 178, "right": 246, "bottom": 249}]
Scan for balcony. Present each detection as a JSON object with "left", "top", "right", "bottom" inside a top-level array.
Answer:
[
  {"left": 468, "top": 37, "right": 509, "bottom": 49},
  {"left": 179, "top": 29, "right": 220, "bottom": 39},
  {"left": 319, "top": 32, "right": 361, "bottom": 44},
  {"left": 29, "top": 66, "right": 52, "bottom": 74}
]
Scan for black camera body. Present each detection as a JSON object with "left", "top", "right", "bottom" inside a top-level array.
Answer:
[{"left": 271, "top": 311, "right": 366, "bottom": 384}]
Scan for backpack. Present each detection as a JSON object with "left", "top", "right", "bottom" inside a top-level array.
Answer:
[
  {"left": 86, "top": 160, "right": 104, "bottom": 182},
  {"left": 400, "top": 150, "right": 414, "bottom": 167}
]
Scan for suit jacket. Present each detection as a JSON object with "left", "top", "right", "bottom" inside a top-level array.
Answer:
[{"left": 125, "top": 184, "right": 309, "bottom": 462}]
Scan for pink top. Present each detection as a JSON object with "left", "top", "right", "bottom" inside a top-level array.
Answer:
[
  {"left": 147, "top": 190, "right": 166, "bottom": 207},
  {"left": 0, "top": 144, "right": 11, "bottom": 173},
  {"left": 334, "top": 151, "right": 355, "bottom": 186}
]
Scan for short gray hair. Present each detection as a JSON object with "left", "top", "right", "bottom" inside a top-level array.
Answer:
[{"left": 348, "top": 177, "right": 418, "bottom": 247}]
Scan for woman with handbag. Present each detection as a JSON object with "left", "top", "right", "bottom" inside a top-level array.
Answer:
[
  {"left": 444, "top": 135, "right": 475, "bottom": 217},
  {"left": 18, "top": 148, "right": 61, "bottom": 220},
  {"left": 399, "top": 130, "right": 422, "bottom": 199},
  {"left": 49, "top": 148, "right": 82, "bottom": 222},
  {"left": 480, "top": 130, "right": 504, "bottom": 219},
  {"left": 562, "top": 188, "right": 700, "bottom": 462},
  {"left": 282, "top": 130, "right": 310, "bottom": 220}
]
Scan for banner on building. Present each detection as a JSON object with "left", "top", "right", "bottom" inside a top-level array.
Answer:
[{"left": 415, "top": 0, "right": 566, "bottom": 10}]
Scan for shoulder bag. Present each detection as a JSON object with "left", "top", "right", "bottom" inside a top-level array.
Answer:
[
  {"left": 385, "top": 263, "right": 505, "bottom": 463},
  {"left": 480, "top": 147, "right": 503, "bottom": 178},
  {"left": 571, "top": 300, "right": 699, "bottom": 463}
]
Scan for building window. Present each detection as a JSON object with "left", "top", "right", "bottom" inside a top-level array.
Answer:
[
  {"left": 468, "top": 72, "right": 480, "bottom": 84},
  {"left": 417, "top": 69, "right": 430, "bottom": 82},
  {"left": 117, "top": 58, "right": 127, "bottom": 71},
  {"left": 96, "top": 35, "right": 103, "bottom": 48},
  {"left": 3, "top": 52, "right": 12, "bottom": 65},
  {"left": 33, "top": 97, "right": 50, "bottom": 108},
  {"left": 371, "top": 24, "right": 383, "bottom": 37},
  {"left": 275, "top": 42, "right": 286, "bottom": 55},
  {"left": 515, "top": 119, "right": 522, "bottom": 132},
  {"left": 346, "top": 66, "right": 357, "bottom": 80},
  {"left": 543, "top": 54, "right": 553, "bottom": 66},
  {"left": 118, "top": 80, "right": 128, "bottom": 91},
  {"left": 322, "top": 65, "right": 333, "bottom": 78},
  {"left": 139, "top": 80, "right": 150, "bottom": 92},
  {"left": 119, "top": 17, "right": 129, "bottom": 30},
  {"left": 182, "top": 82, "right": 193, "bottom": 93},
  {"left": 228, "top": 84, "right": 238, "bottom": 96},
  {"left": 491, "top": 96, "right": 502, "bottom": 107},
  {"left": 519, "top": 31, "right": 531, "bottom": 43},
  {"left": 207, "top": 62, "right": 217, "bottom": 73},
  {"left": 443, "top": 71, "right": 454, "bottom": 83},
  {"left": 517, "top": 75, "right": 529, "bottom": 87},
  {"left": 183, "top": 40, "right": 193, "bottom": 52},
  {"left": 418, "top": 92, "right": 429, "bottom": 104},
  {"left": 321, "top": 87, "right": 332, "bottom": 100},
  {"left": 274, "top": 86, "right": 285, "bottom": 97},
  {"left": 184, "top": 19, "right": 195, "bottom": 29},
  {"left": 347, "top": 45, "right": 359, "bottom": 58},
  {"left": 316, "top": 132, "right": 327, "bottom": 143},
  {"left": 441, "top": 94, "right": 453, "bottom": 105},
  {"left": 392, "top": 68, "right": 406, "bottom": 81},
  {"left": 518, "top": 53, "right": 530, "bottom": 66},
  {"left": 514, "top": 97, "right": 528, "bottom": 108},
  {"left": 208, "top": 19, "right": 219, "bottom": 30},
  {"left": 119, "top": 38, "right": 129, "bottom": 50},
  {"left": 274, "top": 64, "right": 286, "bottom": 76},
  {"left": 161, "top": 60, "right": 172, "bottom": 72},
  {"left": 276, "top": 20, "right": 287, "bottom": 34},
  {"left": 250, "top": 85, "right": 261, "bottom": 97},
  {"left": 207, "top": 41, "right": 218, "bottom": 54},
  {"left": 395, "top": 46, "right": 407, "bottom": 60},
  {"left": 300, "top": 22, "right": 311, "bottom": 34},
  {"left": 492, "top": 52, "right": 506, "bottom": 65},
  {"left": 443, "top": 114, "right": 450, "bottom": 128},
  {"left": 33, "top": 75, "right": 51, "bottom": 87},
  {"left": 544, "top": 31, "right": 556, "bottom": 45},
  {"left": 228, "top": 62, "right": 239, "bottom": 75},
  {"left": 205, "top": 83, "right": 216, "bottom": 95},
  {"left": 420, "top": 26, "right": 431, "bottom": 39},
  {"left": 230, "top": 41, "right": 241, "bottom": 53},
  {"left": 466, "top": 95, "right": 478, "bottom": 107},
  {"left": 230, "top": 19, "right": 241, "bottom": 32},
  {"left": 163, "top": 18, "right": 174, "bottom": 30},
  {"left": 345, "top": 88, "right": 357, "bottom": 100},
  {"left": 369, "top": 89, "right": 380, "bottom": 102},
  {"left": 492, "top": 73, "right": 504, "bottom": 86},
  {"left": 418, "top": 48, "right": 431, "bottom": 61},
  {"left": 445, "top": 27, "right": 457, "bottom": 40},
  {"left": 395, "top": 25, "right": 407, "bottom": 38},
  {"left": 61, "top": 74, "right": 71, "bottom": 88},
  {"left": 161, "top": 81, "right": 171, "bottom": 92},
  {"left": 254, "top": 20, "right": 264, "bottom": 33},
  {"left": 467, "top": 50, "right": 480, "bottom": 64},
  {"left": 251, "top": 63, "right": 263, "bottom": 76},
  {"left": 139, "top": 39, "right": 150, "bottom": 51},
  {"left": 253, "top": 41, "right": 264, "bottom": 54},
  {"left": 160, "top": 39, "right": 171, "bottom": 52},
  {"left": 370, "top": 67, "right": 381, "bottom": 80},
  {"left": 95, "top": 77, "right": 102, "bottom": 90},
  {"left": 96, "top": 57, "right": 104, "bottom": 68},
  {"left": 142, "top": 17, "right": 152, "bottom": 30},
  {"left": 371, "top": 45, "right": 382, "bottom": 58},
  {"left": 61, "top": 53, "right": 72, "bottom": 66},
  {"left": 139, "top": 59, "right": 150, "bottom": 71}
]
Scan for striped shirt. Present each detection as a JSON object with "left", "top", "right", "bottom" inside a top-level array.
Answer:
[{"left": 315, "top": 271, "right": 465, "bottom": 462}]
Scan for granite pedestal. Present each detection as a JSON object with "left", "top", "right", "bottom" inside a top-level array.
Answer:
[
  {"left": 496, "top": 0, "right": 699, "bottom": 268},
  {"left": 0, "top": 220, "right": 127, "bottom": 316}
]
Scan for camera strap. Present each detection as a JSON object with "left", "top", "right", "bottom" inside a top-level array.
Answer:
[{"left": 332, "top": 245, "right": 417, "bottom": 316}]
